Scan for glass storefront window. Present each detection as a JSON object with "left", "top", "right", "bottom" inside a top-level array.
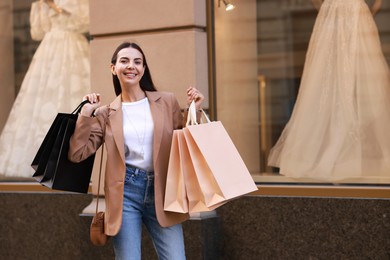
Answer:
[
  {"left": 214, "top": 0, "right": 390, "bottom": 184},
  {"left": 0, "top": 0, "right": 90, "bottom": 182},
  {"left": 2, "top": 0, "right": 390, "bottom": 190}
]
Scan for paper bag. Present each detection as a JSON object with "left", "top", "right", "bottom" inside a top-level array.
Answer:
[
  {"left": 31, "top": 101, "right": 95, "bottom": 194},
  {"left": 164, "top": 130, "right": 188, "bottom": 213},
  {"left": 177, "top": 130, "right": 217, "bottom": 213},
  {"left": 183, "top": 103, "right": 258, "bottom": 207}
]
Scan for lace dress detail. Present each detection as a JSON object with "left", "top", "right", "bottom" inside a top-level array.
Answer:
[
  {"left": 0, "top": 0, "right": 90, "bottom": 177},
  {"left": 268, "top": 0, "right": 390, "bottom": 182}
]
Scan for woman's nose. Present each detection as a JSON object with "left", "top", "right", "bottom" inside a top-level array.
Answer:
[{"left": 127, "top": 62, "right": 134, "bottom": 69}]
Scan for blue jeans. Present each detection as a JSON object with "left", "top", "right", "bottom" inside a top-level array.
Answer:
[{"left": 113, "top": 165, "right": 186, "bottom": 260}]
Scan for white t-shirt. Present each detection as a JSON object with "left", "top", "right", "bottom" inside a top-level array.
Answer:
[{"left": 122, "top": 98, "right": 154, "bottom": 171}]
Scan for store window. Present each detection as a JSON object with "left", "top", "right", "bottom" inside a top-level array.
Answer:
[
  {"left": 0, "top": 0, "right": 90, "bottom": 183},
  {"left": 213, "top": 0, "right": 390, "bottom": 185},
  {"left": 0, "top": 0, "right": 36, "bottom": 182}
]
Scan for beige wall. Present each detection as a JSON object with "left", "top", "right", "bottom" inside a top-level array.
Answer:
[
  {"left": 89, "top": 30, "right": 208, "bottom": 108},
  {"left": 89, "top": 0, "right": 209, "bottom": 108},
  {"left": 214, "top": 0, "right": 260, "bottom": 172},
  {"left": 0, "top": 0, "right": 15, "bottom": 131},
  {"left": 90, "top": 0, "right": 206, "bottom": 35},
  {"left": 89, "top": 0, "right": 209, "bottom": 194}
]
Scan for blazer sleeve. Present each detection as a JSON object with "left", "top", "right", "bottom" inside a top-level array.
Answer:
[
  {"left": 68, "top": 108, "right": 106, "bottom": 163},
  {"left": 171, "top": 93, "right": 184, "bottom": 130}
]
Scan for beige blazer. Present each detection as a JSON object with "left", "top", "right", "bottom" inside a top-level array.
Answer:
[{"left": 68, "top": 91, "right": 189, "bottom": 236}]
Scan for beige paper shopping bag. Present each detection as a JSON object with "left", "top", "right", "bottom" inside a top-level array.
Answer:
[
  {"left": 164, "top": 130, "right": 188, "bottom": 213},
  {"left": 177, "top": 130, "right": 218, "bottom": 213},
  {"left": 182, "top": 129, "right": 225, "bottom": 207},
  {"left": 183, "top": 102, "right": 258, "bottom": 207}
]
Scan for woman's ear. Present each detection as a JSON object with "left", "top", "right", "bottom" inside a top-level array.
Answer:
[{"left": 110, "top": 64, "right": 116, "bottom": 75}]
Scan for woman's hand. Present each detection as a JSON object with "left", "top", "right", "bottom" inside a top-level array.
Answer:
[
  {"left": 44, "top": 0, "right": 67, "bottom": 14},
  {"left": 371, "top": 0, "right": 382, "bottom": 16},
  {"left": 81, "top": 93, "right": 101, "bottom": 117},
  {"left": 186, "top": 86, "right": 204, "bottom": 110}
]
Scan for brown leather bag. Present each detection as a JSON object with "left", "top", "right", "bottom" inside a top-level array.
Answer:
[
  {"left": 90, "top": 145, "right": 108, "bottom": 246},
  {"left": 90, "top": 211, "right": 107, "bottom": 246}
]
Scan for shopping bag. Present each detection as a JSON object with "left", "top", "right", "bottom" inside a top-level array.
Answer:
[
  {"left": 31, "top": 100, "right": 95, "bottom": 193},
  {"left": 176, "top": 130, "right": 214, "bottom": 213},
  {"left": 183, "top": 101, "right": 258, "bottom": 207},
  {"left": 164, "top": 130, "right": 188, "bottom": 213}
]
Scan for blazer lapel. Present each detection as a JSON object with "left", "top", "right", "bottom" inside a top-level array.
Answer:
[
  {"left": 108, "top": 92, "right": 164, "bottom": 167},
  {"left": 108, "top": 96, "right": 126, "bottom": 165},
  {"left": 146, "top": 91, "right": 164, "bottom": 167}
]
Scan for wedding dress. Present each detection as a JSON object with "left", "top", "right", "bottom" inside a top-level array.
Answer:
[
  {"left": 268, "top": 0, "right": 390, "bottom": 182},
  {"left": 0, "top": 0, "right": 90, "bottom": 177}
]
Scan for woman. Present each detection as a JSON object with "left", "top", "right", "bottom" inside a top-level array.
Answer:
[{"left": 68, "top": 41, "right": 204, "bottom": 259}]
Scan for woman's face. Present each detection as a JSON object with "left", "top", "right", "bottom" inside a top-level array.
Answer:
[{"left": 111, "top": 47, "right": 145, "bottom": 88}]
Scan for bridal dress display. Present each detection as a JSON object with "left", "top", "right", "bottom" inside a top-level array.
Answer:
[
  {"left": 0, "top": 0, "right": 90, "bottom": 178},
  {"left": 268, "top": 0, "right": 390, "bottom": 182}
]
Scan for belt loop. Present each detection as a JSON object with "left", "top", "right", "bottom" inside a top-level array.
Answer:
[{"left": 135, "top": 168, "right": 139, "bottom": 175}]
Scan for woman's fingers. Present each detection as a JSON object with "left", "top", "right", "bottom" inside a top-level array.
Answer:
[
  {"left": 83, "top": 93, "right": 100, "bottom": 104},
  {"left": 81, "top": 93, "right": 101, "bottom": 116},
  {"left": 187, "top": 87, "right": 204, "bottom": 102},
  {"left": 186, "top": 86, "right": 204, "bottom": 110}
]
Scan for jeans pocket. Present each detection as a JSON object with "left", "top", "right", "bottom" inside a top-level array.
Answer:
[{"left": 124, "top": 169, "right": 136, "bottom": 184}]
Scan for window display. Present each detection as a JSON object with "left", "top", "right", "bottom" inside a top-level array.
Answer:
[
  {"left": 215, "top": 0, "right": 390, "bottom": 184},
  {"left": 268, "top": 0, "right": 390, "bottom": 183},
  {"left": 0, "top": 0, "right": 90, "bottom": 178}
]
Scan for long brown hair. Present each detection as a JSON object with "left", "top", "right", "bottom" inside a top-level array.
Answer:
[{"left": 111, "top": 42, "right": 157, "bottom": 96}]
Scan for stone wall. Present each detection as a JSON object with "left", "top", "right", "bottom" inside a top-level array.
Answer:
[{"left": 1, "top": 193, "right": 389, "bottom": 259}]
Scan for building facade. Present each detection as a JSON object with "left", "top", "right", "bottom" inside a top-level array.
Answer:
[{"left": 1, "top": 0, "right": 390, "bottom": 259}]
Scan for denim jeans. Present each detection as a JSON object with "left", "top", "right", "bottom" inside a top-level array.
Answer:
[{"left": 113, "top": 165, "right": 186, "bottom": 260}]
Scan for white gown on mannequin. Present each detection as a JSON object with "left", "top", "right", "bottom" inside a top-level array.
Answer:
[
  {"left": 0, "top": 0, "right": 90, "bottom": 178},
  {"left": 268, "top": 0, "right": 390, "bottom": 182}
]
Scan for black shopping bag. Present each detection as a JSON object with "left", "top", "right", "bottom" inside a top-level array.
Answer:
[{"left": 31, "top": 100, "right": 95, "bottom": 193}]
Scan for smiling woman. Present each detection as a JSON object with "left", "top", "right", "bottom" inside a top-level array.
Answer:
[
  {"left": 67, "top": 41, "right": 205, "bottom": 259},
  {"left": 1, "top": 1, "right": 390, "bottom": 259},
  {"left": 110, "top": 42, "right": 157, "bottom": 97},
  {"left": 111, "top": 47, "right": 149, "bottom": 102}
]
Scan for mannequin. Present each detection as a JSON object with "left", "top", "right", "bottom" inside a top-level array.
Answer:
[
  {"left": 268, "top": 0, "right": 390, "bottom": 182},
  {"left": 43, "top": 0, "right": 65, "bottom": 14},
  {"left": 0, "top": 0, "right": 90, "bottom": 178},
  {"left": 311, "top": 0, "right": 382, "bottom": 16}
]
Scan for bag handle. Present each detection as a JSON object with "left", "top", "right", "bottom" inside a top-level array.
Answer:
[
  {"left": 95, "top": 144, "right": 104, "bottom": 215},
  {"left": 185, "top": 100, "right": 210, "bottom": 127},
  {"left": 72, "top": 100, "right": 90, "bottom": 115}
]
